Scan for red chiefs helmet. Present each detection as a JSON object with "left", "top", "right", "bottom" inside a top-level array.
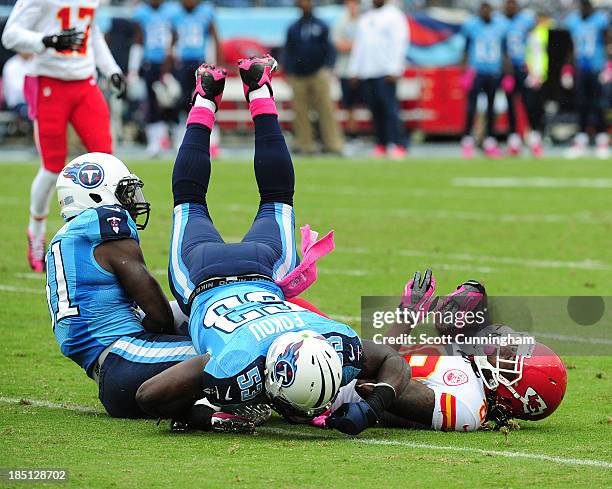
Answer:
[{"left": 487, "top": 343, "right": 567, "bottom": 421}]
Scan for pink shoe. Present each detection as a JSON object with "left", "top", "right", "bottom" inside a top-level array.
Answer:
[
  {"left": 191, "top": 63, "right": 227, "bottom": 111},
  {"left": 373, "top": 145, "right": 386, "bottom": 158},
  {"left": 531, "top": 143, "right": 543, "bottom": 158},
  {"left": 210, "top": 144, "right": 220, "bottom": 159},
  {"left": 27, "top": 230, "right": 45, "bottom": 273},
  {"left": 484, "top": 138, "right": 503, "bottom": 159},
  {"left": 238, "top": 54, "right": 278, "bottom": 102},
  {"left": 389, "top": 145, "right": 407, "bottom": 160},
  {"left": 461, "top": 138, "right": 475, "bottom": 159}
]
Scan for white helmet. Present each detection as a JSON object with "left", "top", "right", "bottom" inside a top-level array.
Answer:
[
  {"left": 265, "top": 330, "right": 343, "bottom": 418},
  {"left": 57, "top": 152, "right": 150, "bottom": 229}
]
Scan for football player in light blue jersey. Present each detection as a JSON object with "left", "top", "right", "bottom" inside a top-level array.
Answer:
[
  {"left": 46, "top": 152, "right": 253, "bottom": 431},
  {"left": 172, "top": 0, "right": 221, "bottom": 111},
  {"left": 502, "top": 0, "right": 537, "bottom": 155},
  {"left": 130, "top": 0, "right": 179, "bottom": 156},
  {"left": 136, "top": 57, "right": 411, "bottom": 436},
  {"left": 460, "top": 2, "right": 510, "bottom": 159},
  {"left": 564, "top": 0, "right": 610, "bottom": 159}
]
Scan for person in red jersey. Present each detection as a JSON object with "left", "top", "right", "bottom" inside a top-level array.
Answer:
[{"left": 2, "top": 0, "right": 125, "bottom": 272}]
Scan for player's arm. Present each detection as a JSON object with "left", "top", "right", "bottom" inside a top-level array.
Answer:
[
  {"left": 91, "top": 25, "right": 126, "bottom": 98},
  {"left": 2, "top": 0, "right": 83, "bottom": 53},
  {"left": 94, "top": 238, "right": 174, "bottom": 334},
  {"left": 327, "top": 340, "right": 411, "bottom": 435},
  {"left": 127, "top": 23, "right": 144, "bottom": 80}
]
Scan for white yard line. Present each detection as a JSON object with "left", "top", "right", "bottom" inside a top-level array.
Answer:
[
  {"left": 453, "top": 177, "right": 612, "bottom": 189},
  {"left": 0, "top": 284, "right": 43, "bottom": 294},
  {"left": 338, "top": 246, "right": 612, "bottom": 272},
  {"left": 0, "top": 396, "right": 609, "bottom": 469}
]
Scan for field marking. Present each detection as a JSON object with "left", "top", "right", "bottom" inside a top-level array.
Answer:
[
  {"left": 259, "top": 427, "right": 612, "bottom": 469},
  {"left": 0, "top": 284, "right": 43, "bottom": 294},
  {"left": 1, "top": 396, "right": 610, "bottom": 469},
  {"left": 453, "top": 177, "right": 612, "bottom": 189},
  {"left": 339, "top": 246, "right": 612, "bottom": 272}
]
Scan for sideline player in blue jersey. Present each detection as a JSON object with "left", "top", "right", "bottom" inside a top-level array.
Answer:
[
  {"left": 130, "top": 0, "right": 179, "bottom": 156},
  {"left": 564, "top": 0, "right": 610, "bottom": 159},
  {"left": 172, "top": 0, "right": 222, "bottom": 111},
  {"left": 460, "top": 2, "right": 509, "bottom": 159},
  {"left": 503, "top": 0, "right": 537, "bottom": 155},
  {"left": 46, "top": 152, "right": 254, "bottom": 431},
  {"left": 136, "top": 56, "right": 411, "bottom": 436}
]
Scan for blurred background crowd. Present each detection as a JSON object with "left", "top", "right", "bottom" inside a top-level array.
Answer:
[{"left": 0, "top": 0, "right": 610, "bottom": 159}]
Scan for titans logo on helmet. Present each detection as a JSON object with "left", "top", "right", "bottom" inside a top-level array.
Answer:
[
  {"left": 63, "top": 162, "right": 105, "bottom": 189},
  {"left": 273, "top": 340, "right": 303, "bottom": 388}
]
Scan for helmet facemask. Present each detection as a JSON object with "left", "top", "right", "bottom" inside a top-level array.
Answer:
[
  {"left": 115, "top": 176, "right": 150, "bottom": 230},
  {"left": 473, "top": 339, "right": 534, "bottom": 390}
]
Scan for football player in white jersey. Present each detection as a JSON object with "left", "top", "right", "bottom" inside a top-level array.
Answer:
[
  {"left": 2, "top": 0, "right": 126, "bottom": 273},
  {"left": 293, "top": 270, "right": 567, "bottom": 431}
]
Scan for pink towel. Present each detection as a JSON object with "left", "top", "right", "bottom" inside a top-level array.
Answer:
[
  {"left": 23, "top": 75, "right": 39, "bottom": 121},
  {"left": 275, "top": 225, "right": 335, "bottom": 298}
]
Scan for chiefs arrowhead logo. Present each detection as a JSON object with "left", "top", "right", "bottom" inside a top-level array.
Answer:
[
  {"left": 522, "top": 387, "right": 548, "bottom": 416},
  {"left": 443, "top": 369, "right": 469, "bottom": 386}
]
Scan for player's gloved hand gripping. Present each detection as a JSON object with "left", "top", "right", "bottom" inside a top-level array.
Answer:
[
  {"left": 110, "top": 73, "right": 127, "bottom": 99},
  {"left": 42, "top": 28, "right": 85, "bottom": 51}
]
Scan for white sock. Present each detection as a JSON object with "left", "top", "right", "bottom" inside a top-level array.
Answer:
[
  {"left": 29, "top": 167, "right": 58, "bottom": 238},
  {"left": 462, "top": 135, "right": 474, "bottom": 146},
  {"left": 194, "top": 94, "right": 216, "bottom": 113},
  {"left": 574, "top": 132, "right": 589, "bottom": 147},
  {"left": 528, "top": 130, "right": 542, "bottom": 147},
  {"left": 483, "top": 136, "right": 498, "bottom": 150},
  {"left": 249, "top": 85, "right": 271, "bottom": 100},
  {"left": 508, "top": 133, "right": 522, "bottom": 148}
]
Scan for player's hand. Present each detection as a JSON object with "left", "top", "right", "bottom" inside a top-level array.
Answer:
[
  {"left": 400, "top": 269, "right": 437, "bottom": 317},
  {"left": 326, "top": 401, "right": 377, "bottom": 436},
  {"left": 110, "top": 73, "right": 127, "bottom": 99},
  {"left": 42, "top": 28, "right": 85, "bottom": 51}
]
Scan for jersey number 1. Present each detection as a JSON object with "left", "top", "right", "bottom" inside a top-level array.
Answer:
[
  {"left": 56, "top": 7, "right": 94, "bottom": 55},
  {"left": 46, "top": 241, "right": 80, "bottom": 327}
]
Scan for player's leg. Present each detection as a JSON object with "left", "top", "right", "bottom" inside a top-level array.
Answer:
[
  {"left": 69, "top": 79, "right": 113, "bottom": 154},
  {"left": 483, "top": 76, "right": 501, "bottom": 158},
  {"left": 590, "top": 72, "right": 610, "bottom": 159},
  {"left": 97, "top": 333, "right": 198, "bottom": 418},
  {"left": 566, "top": 69, "right": 590, "bottom": 158},
  {"left": 169, "top": 64, "right": 227, "bottom": 311},
  {"left": 461, "top": 74, "right": 480, "bottom": 158},
  {"left": 311, "top": 68, "right": 343, "bottom": 154},
  {"left": 238, "top": 56, "right": 300, "bottom": 280},
  {"left": 287, "top": 74, "right": 316, "bottom": 154},
  {"left": 27, "top": 77, "right": 71, "bottom": 272},
  {"left": 362, "top": 78, "right": 388, "bottom": 155}
]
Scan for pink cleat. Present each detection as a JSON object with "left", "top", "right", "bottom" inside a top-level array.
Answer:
[
  {"left": 373, "top": 144, "right": 386, "bottom": 158},
  {"left": 461, "top": 136, "right": 475, "bottom": 159},
  {"left": 27, "top": 230, "right": 45, "bottom": 273},
  {"left": 483, "top": 137, "right": 503, "bottom": 159},
  {"left": 238, "top": 54, "right": 278, "bottom": 102},
  {"left": 388, "top": 145, "right": 408, "bottom": 160},
  {"left": 530, "top": 143, "right": 544, "bottom": 158},
  {"left": 191, "top": 63, "right": 227, "bottom": 112}
]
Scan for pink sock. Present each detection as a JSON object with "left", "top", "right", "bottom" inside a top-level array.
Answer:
[
  {"left": 187, "top": 106, "right": 215, "bottom": 130},
  {"left": 249, "top": 97, "right": 278, "bottom": 119}
]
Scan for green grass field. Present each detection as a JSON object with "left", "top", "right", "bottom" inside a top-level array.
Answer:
[{"left": 1, "top": 156, "right": 611, "bottom": 488}]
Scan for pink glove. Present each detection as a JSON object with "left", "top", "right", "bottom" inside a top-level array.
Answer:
[
  {"left": 600, "top": 61, "right": 612, "bottom": 84},
  {"left": 310, "top": 409, "right": 331, "bottom": 429},
  {"left": 459, "top": 68, "right": 476, "bottom": 91},
  {"left": 501, "top": 74, "right": 515, "bottom": 94}
]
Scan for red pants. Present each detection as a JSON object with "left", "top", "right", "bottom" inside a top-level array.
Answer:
[{"left": 34, "top": 76, "right": 112, "bottom": 172}]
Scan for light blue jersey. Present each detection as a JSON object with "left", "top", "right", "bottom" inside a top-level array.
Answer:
[
  {"left": 462, "top": 14, "right": 509, "bottom": 75},
  {"left": 46, "top": 206, "right": 143, "bottom": 376},
  {"left": 565, "top": 10, "right": 610, "bottom": 72},
  {"left": 190, "top": 280, "right": 363, "bottom": 406},
  {"left": 172, "top": 3, "right": 215, "bottom": 62},
  {"left": 133, "top": 3, "right": 175, "bottom": 64},
  {"left": 505, "top": 10, "right": 536, "bottom": 66}
]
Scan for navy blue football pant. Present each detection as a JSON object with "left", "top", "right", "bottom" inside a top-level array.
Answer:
[
  {"left": 97, "top": 332, "right": 196, "bottom": 418},
  {"left": 361, "top": 77, "right": 407, "bottom": 148},
  {"left": 506, "top": 65, "right": 545, "bottom": 134},
  {"left": 575, "top": 69, "right": 607, "bottom": 134},
  {"left": 464, "top": 73, "right": 501, "bottom": 138},
  {"left": 169, "top": 114, "right": 300, "bottom": 314}
]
